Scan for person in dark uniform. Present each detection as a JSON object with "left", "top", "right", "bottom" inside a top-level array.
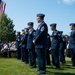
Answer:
[
  {"left": 33, "top": 13, "right": 48, "bottom": 74},
  {"left": 50, "top": 23, "right": 60, "bottom": 69},
  {"left": 27, "top": 22, "right": 36, "bottom": 68},
  {"left": 59, "top": 31, "right": 66, "bottom": 64},
  {"left": 20, "top": 29, "right": 25, "bottom": 62},
  {"left": 16, "top": 32, "right": 21, "bottom": 60},
  {"left": 0, "top": 39, "right": 2, "bottom": 51},
  {"left": 46, "top": 33, "right": 51, "bottom": 65},
  {"left": 20, "top": 28, "right": 29, "bottom": 64},
  {"left": 69, "top": 23, "right": 75, "bottom": 66}
]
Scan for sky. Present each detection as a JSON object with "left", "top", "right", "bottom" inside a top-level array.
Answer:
[{"left": 3, "top": 0, "right": 75, "bottom": 35}]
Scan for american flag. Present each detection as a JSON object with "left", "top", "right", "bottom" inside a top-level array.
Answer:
[{"left": 0, "top": 0, "right": 6, "bottom": 15}]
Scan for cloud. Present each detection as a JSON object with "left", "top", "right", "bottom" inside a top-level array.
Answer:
[
  {"left": 63, "top": 0, "right": 75, "bottom": 4},
  {"left": 57, "top": 0, "right": 75, "bottom": 5}
]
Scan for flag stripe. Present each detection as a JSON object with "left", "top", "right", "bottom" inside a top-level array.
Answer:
[{"left": 0, "top": 1, "right": 6, "bottom": 15}]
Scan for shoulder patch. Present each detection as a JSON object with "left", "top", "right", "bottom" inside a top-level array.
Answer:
[{"left": 41, "top": 26, "right": 45, "bottom": 32}]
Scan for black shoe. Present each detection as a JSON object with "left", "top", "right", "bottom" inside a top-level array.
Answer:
[
  {"left": 55, "top": 66, "right": 60, "bottom": 69},
  {"left": 62, "top": 61, "right": 66, "bottom": 64},
  {"left": 25, "top": 62, "right": 29, "bottom": 64},
  {"left": 17, "top": 59, "right": 21, "bottom": 60},
  {"left": 47, "top": 63, "right": 51, "bottom": 66},
  {"left": 72, "top": 65, "right": 75, "bottom": 67},
  {"left": 31, "top": 65, "right": 36, "bottom": 68},
  {"left": 22, "top": 60, "right": 26, "bottom": 62},
  {"left": 40, "top": 71, "right": 46, "bottom": 74}
]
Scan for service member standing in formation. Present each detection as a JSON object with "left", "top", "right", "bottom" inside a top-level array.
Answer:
[
  {"left": 69, "top": 23, "right": 75, "bottom": 66},
  {"left": 33, "top": 13, "right": 48, "bottom": 74},
  {"left": 27, "top": 22, "right": 36, "bottom": 68},
  {"left": 20, "top": 28, "right": 29, "bottom": 64},
  {"left": 16, "top": 32, "right": 21, "bottom": 60},
  {"left": 46, "top": 33, "right": 51, "bottom": 65},
  {"left": 59, "top": 31, "right": 66, "bottom": 64},
  {"left": 50, "top": 23, "right": 61, "bottom": 69},
  {"left": 15, "top": 13, "right": 75, "bottom": 74},
  {"left": 20, "top": 29, "right": 25, "bottom": 62}
]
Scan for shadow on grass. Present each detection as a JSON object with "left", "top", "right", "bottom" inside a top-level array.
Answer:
[
  {"left": 46, "top": 71, "right": 75, "bottom": 75},
  {"left": 54, "top": 73, "right": 75, "bottom": 75},
  {"left": 61, "top": 64, "right": 75, "bottom": 69},
  {"left": 46, "top": 66, "right": 65, "bottom": 70},
  {"left": 34, "top": 72, "right": 75, "bottom": 75}
]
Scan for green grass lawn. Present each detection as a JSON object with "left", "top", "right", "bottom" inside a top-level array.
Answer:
[{"left": 0, "top": 57, "right": 75, "bottom": 75}]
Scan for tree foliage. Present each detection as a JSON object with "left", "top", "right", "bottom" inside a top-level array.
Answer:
[{"left": 0, "top": 14, "right": 16, "bottom": 42}]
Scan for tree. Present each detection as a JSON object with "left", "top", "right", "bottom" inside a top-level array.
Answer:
[{"left": 0, "top": 14, "right": 16, "bottom": 42}]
